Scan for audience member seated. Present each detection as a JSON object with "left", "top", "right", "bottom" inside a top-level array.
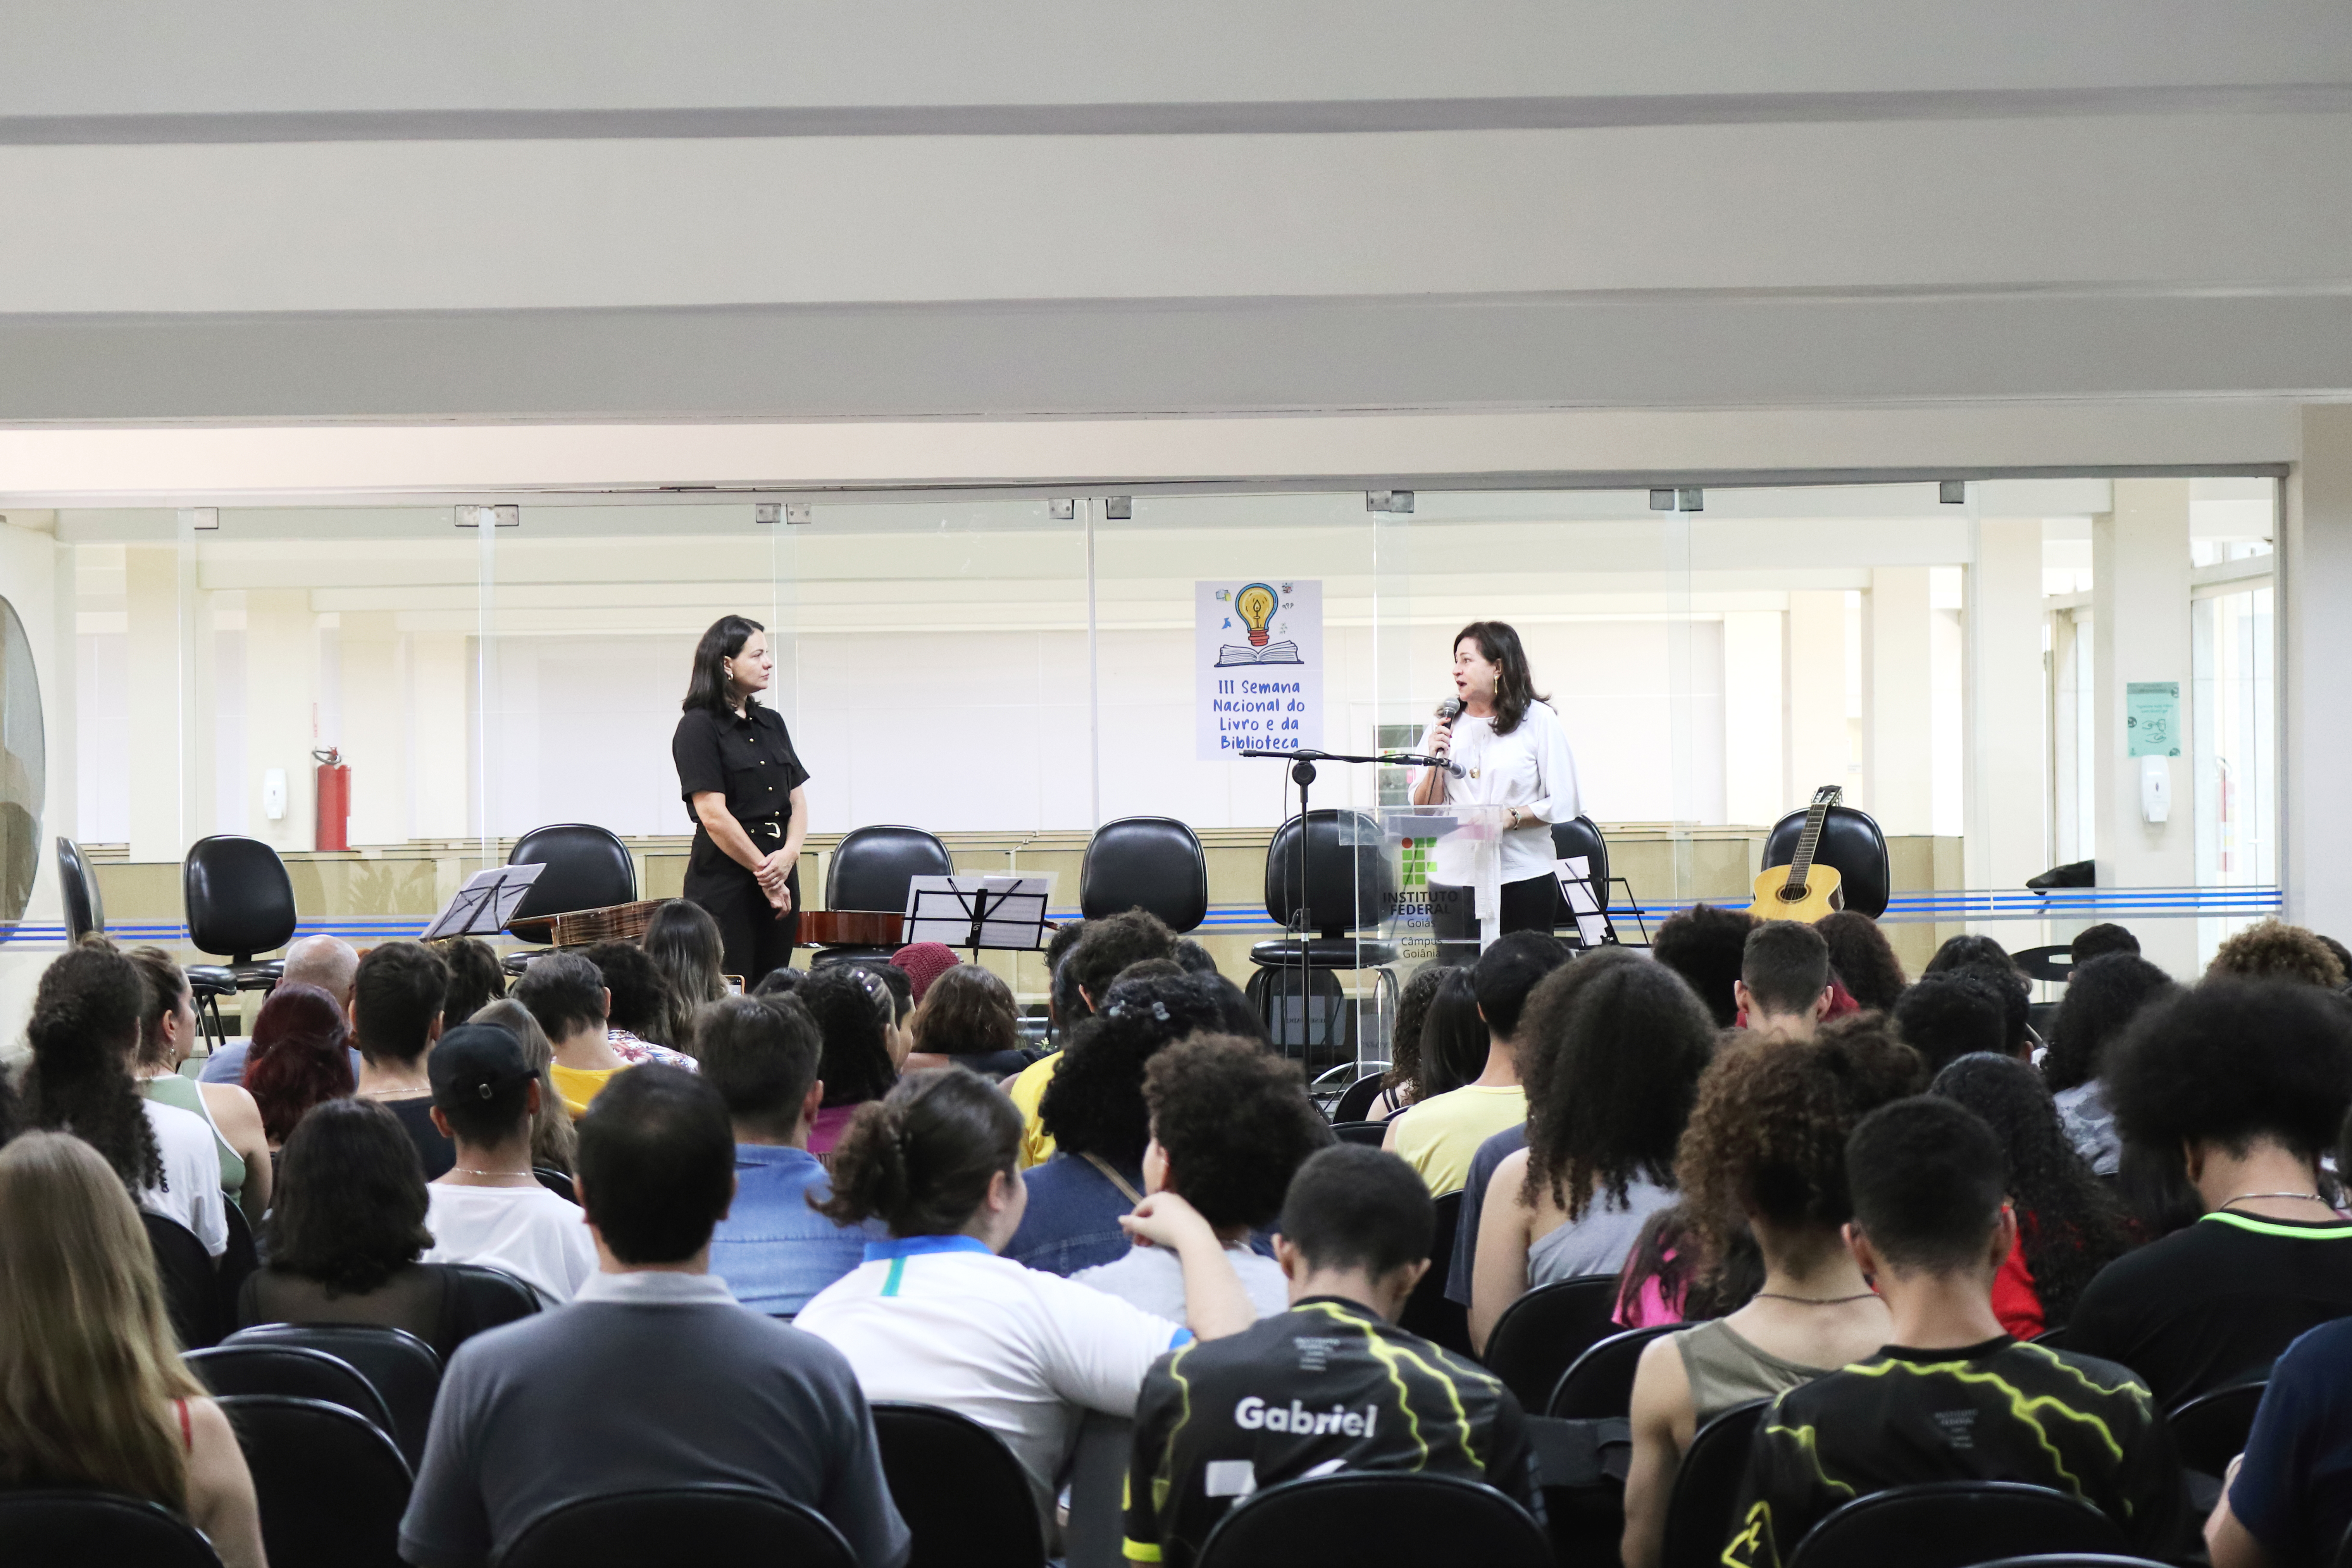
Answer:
[
  {"left": 470, "top": 997, "right": 579, "bottom": 1176},
  {"left": 1930, "top": 1052, "right": 2126, "bottom": 1338},
  {"left": 1814, "top": 910, "right": 1907, "bottom": 1013},
  {"left": 0, "top": 1132, "right": 265, "bottom": 1568},
  {"left": 2204, "top": 1316, "right": 2352, "bottom": 1568},
  {"left": 1075, "top": 1034, "right": 1330, "bottom": 1319},
  {"left": 355, "top": 939, "right": 458, "bottom": 1178},
  {"left": 516, "top": 950, "right": 654, "bottom": 1118},
  {"left": 796, "top": 965, "right": 907, "bottom": 1157},
  {"left": 241, "top": 981, "right": 358, "bottom": 1152},
  {"left": 434, "top": 935, "right": 507, "bottom": 1034},
  {"left": 2068, "top": 980, "right": 2352, "bottom": 1407},
  {"left": 1007, "top": 918, "right": 1095, "bottom": 1167},
  {"left": 644, "top": 896, "right": 731, "bottom": 1032},
  {"left": 2206, "top": 918, "right": 2349, "bottom": 989},
  {"left": 1470, "top": 959, "right": 1715, "bottom": 1351},
  {"left": 200, "top": 932, "right": 360, "bottom": 1084},
  {"left": 890, "top": 940, "right": 962, "bottom": 1005},
  {"left": 752, "top": 966, "right": 804, "bottom": 998},
  {"left": 1011, "top": 971, "right": 1225, "bottom": 1275},
  {"left": 902, "top": 962, "right": 1035, "bottom": 1079},
  {"left": 1384, "top": 932, "right": 1568, "bottom": 1196},
  {"left": 2043, "top": 953, "right": 2175, "bottom": 1177},
  {"left": 1890, "top": 970, "right": 2008, "bottom": 1077},
  {"left": 1921, "top": 931, "right": 2014, "bottom": 977},
  {"left": 1123, "top": 1144, "right": 1542, "bottom": 1568},
  {"left": 583, "top": 939, "right": 698, "bottom": 1061},
  {"left": 2070, "top": 921, "right": 2142, "bottom": 965},
  {"left": 1009, "top": 913, "right": 1175, "bottom": 1165},
  {"left": 1736, "top": 923, "right": 1836, "bottom": 1041},
  {"left": 1621, "top": 1020, "right": 1923, "bottom": 1568},
  {"left": 1721, "top": 1096, "right": 2188, "bottom": 1568},
  {"left": 400, "top": 1065, "right": 911, "bottom": 1568},
  {"left": 796, "top": 1066, "right": 1253, "bottom": 1515},
  {"left": 22, "top": 941, "right": 225, "bottom": 1257},
  {"left": 702, "top": 994, "right": 874, "bottom": 1314},
  {"left": 1651, "top": 903, "right": 1755, "bottom": 1029},
  {"left": 1360, "top": 961, "right": 1446, "bottom": 1120},
  {"left": 128, "top": 945, "right": 272, "bottom": 1222},
  {"left": 420, "top": 1023, "right": 596, "bottom": 1305}
]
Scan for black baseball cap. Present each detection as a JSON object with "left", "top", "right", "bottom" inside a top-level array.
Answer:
[{"left": 428, "top": 1022, "right": 534, "bottom": 1106}]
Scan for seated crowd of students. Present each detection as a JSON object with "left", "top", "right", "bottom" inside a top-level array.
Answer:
[{"left": 5, "top": 898, "right": 2352, "bottom": 1568}]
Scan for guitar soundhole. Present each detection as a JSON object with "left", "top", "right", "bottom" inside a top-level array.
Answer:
[{"left": 1777, "top": 885, "right": 1809, "bottom": 903}]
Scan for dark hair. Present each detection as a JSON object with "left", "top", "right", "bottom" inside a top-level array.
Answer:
[
  {"left": 1045, "top": 919, "right": 1089, "bottom": 1027},
  {"left": 816, "top": 1067, "right": 1022, "bottom": 1237},
  {"left": 1277, "top": 1146, "right": 1434, "bottom": 1277},
  {"left": 512, "top": 950, "right": 608, "bottom": 1042},
  {"left": 1066, "top": 910, "right": 1177, "bottom": 1018},
  {"left": 1169, "top": 939, "right": 1220, "bottom": 978},
  {"left": 1039, "top": 973, "right": 1223, "bottom": 1164},
  {"left": 1452, "top": 620, "right": 1549, "bottom": 737},
  {"left": 1814, "top": 912, "right": 1907, "bottom": 1013},
  {"left": 1949, "top": 959, "right": 2032, "bottom": 1057},
  {"left": 124, "top": 946, "right": 189, "bottom": 1070},
  {"left": 434, "top": 1037, "right": 534, "bottom": 1147},
  {"left": 241, "top": 983, "right": 357, "bottom": 1146},
  {"left": 1617, "top": 1203, "right": 1768, "bottom": 1326},
  {"left": 576, "top": 1065, "right": 736, "bottom": 1264},
  {"left": 644, "top": 899, "right": 729, "bottom": 1015},
  {"left": 912, "top": 965, "right": 1019, "bottom": 1057},
  {"left": 2108, "top": 981, "right": 2352, "bottom": 1163},
  {"left": 2043, "top": 954, "right": 2176, "bottom": 1094},
  {"left": 1924, "top": 933, "right": 2016, "bottom": 978},
  {"left": 1742, "top": 923, "right": 1832, "bottom": 1017},
  {"left": 2207, "top": 920, "right": 2349, "bottom": 989},
  {"left": 2321, "top": 934, "right": 2352, "bottom": 983},
  {"left": 265, "top": 1099, "right": 431, "bottom": 1294},
  {"left": 2069, "top": 924, "right": 2141, "bottom": 966},
  {"left": 22, "top": 942, "right": 160, "bottom": 1197},
  {"left": 682, "top": 614, "right": 766, "bottom": 715},
  {"left": 584, "top": 940, "right": 679, "bottom": 1045},
  {"left": 795, "top": 967, "right": 898, "bottom": 1110},
  {"left": 352, "top": 942, "right": 449, "bottom": 1067},
  {"left": 1146, "top": 1035, "right": 1332, "bottom": 1232},
  {"left": 700, "top": 994, "right": 822, "bottom": 1134},
  {"left": 1380, "top": 964, "right": 1447, "bottom": 1102},
  {"left": 873, "top": 963, "right": 914, "bottom": 1026},
  {"left": 434, "top": 937, "right": 506, "bottom": 1036},
  {"left": 1845, "top": 1096, "right": 2009, "bottom": 1274},
  {"left": 1471, "top": 930, "right": 1571, "bottom": 1040},
  {"left": 1204, "top": 975, "right": 1271, "bottom": 1046},
  {"left": 1929, "top": 1053, "right": 2127, "bottom": 1325},
  {"left": 1520, "top": 960, "right": 1714, "bottom": 1218},
  {"left": 1652, "top": 904, "right": 1756, "bottom": 1028},
  {"left": 1416, "top": 967, "right": 1490, "bottom": 1096},
  {"left": 752, "top": 967, "right": 804, "bottom": 999},
  {"left": 1892, "top": 972, "right": 2007, "bottom": 1076}
]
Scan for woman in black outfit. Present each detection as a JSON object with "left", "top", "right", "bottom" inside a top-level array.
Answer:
[{"left": 672, "top": 616, "right": 810, "bottom": 989}]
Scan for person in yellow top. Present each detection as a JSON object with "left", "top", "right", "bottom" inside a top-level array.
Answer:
[
  {"left": 1382, "top": 932, "right": 1568, "bottom": 1195},
  {"left": 513, "top": 951, "right": 697, "bottom": 1117},
  {"left": 1008, "top": 917, "right": 1120, "bottom": 1167}
]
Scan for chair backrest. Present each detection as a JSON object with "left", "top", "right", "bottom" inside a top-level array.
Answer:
[
  {"left": 222, "top": 1323, "right": 442, "bottom": 1470},
  {"left": 870, "top": 1403, "right": 1049, "bottom": 1568},
  {"left": 497, "top": 1484, "right": 859, "bottom": 1568},
  {"left": 1659, "top": 1399, "right": 1770, "bottom": 1568},
  {"left": 533, "top": 1166, "right": 578, "bottom": 1203},
  {"left": 1195, "top": 1472, "right": 1552, "bottom": 1568},
  {"left": 1329, "top": 1119, "right": 1391, "bottom": 1147},
  {"left": 142, "top": 1210, "right": 223, "bottom": 1351},
  {"left": 441, "top": 1261, "right": 548, "bottom": 1333},
  {"left": 214, "top": 1394, "right": 412, "bottom": 1568},
  {"left": 1785, "top": 1481, "right": 2130, "bottom": 1568},
  {"left": 1548, "top": 1324, "right": 1682, "bottom": 1418},
  {"left": 507, "top": 823, "right": 638, "bottom": 925},
  {"left": 182, "top": 834, "right": 298, "bottom": 961},
  {"left": 1761, "top": 803, "right": 1890, "bottom": 919},
  {"left": 825, "top": 824, "right": 955, "bottom": 913},
  {"left": 184, "top": 1343, "right": 397, "bottom": 1439},
  {"left": 2010, "top": 944, "right": 2074, "bottom": 983},
  {"left": 1973, "top": 1558, "right": 2178, "bottom": 1568},
  {"left": 55, "top": 837, "right": 102, "bottom": 940},
  {"left": 1395, "top": 1190, "right": 1470, "bottom": 1356},
  {"left": 1331, "top": 1071, "right": 1386, "bottom": 1123},
  {"left": 1081, "top": 815, "right": 1210, "bottom": 932},
  {"left": 214, "top": 1199, "right": 259, "bottom": 1334},
  {"left": 1481, "top": 1274, "right": 1625, "bottom": 1412},
  {"left": 0, "top": 1489, "right": 224, "bottom": 1568},
  {"left": 1263, "top": 809, "right": 1399, "bottom": 938},
  {"left": 2168, "top": 1380, "right": 2267, "bottom": 1478},
  {"left": 1549, "top": 817, "right": 1611, "bottom": 918}
]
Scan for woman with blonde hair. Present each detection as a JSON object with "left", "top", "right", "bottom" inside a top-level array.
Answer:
[
  {"left": 470, "top": 998, "right": 579, "bottom": 1177},
  {"left": 0, "top": 1131, "right": 266, "bottom": 1568}
]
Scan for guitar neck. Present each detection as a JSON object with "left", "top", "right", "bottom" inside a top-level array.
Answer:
[{"left": 1782, "top": 791, "right": 1838, "bottom": 892}]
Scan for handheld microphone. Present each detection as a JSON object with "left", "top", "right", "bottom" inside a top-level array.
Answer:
[{"left": 1430, "top": 697, "right": 1466, "bottom": 777}]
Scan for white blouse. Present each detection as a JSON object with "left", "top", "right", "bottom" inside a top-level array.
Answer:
[{"left": 1416, "top": 700, "right": 1583, "bottom": 886}]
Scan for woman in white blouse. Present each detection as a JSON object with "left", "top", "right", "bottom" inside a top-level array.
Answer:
[{"left": 1413, "top": 621, "right": 1583, "bottom": 958}]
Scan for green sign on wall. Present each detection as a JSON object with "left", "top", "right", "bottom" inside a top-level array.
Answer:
[{"left": 2126, "top": 681, "right": 2182, "bottom": 758}]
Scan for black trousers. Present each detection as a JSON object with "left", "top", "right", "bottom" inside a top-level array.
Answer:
[
  {"left": 1428, "top": 874, "right": 1559, "bottom": 964},
  {"left": 684, "top": 836, "right": 800, "bottom": 989}
]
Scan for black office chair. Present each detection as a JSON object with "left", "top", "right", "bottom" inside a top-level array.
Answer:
[
  {"left": 1396, "top": 1191, "right": 1470, "bottom": 1357},
  {"left": 533, "top": 1166, "right": 578, "bottom": 1202},
  {"left": 1249, "top": 809, "right": 1400, "bottom": 1073},
  {"left": 0, "top": 1489, "right": 225, "bottom": 1568},
  {"left": 1785, "top": 1481, "right": 2130, "bottom": 1568},
  {"left": 1082, "top": 815, "right": 1209, "bottom": 934},
  {"left": 222, "top": 1323, "right": 442, "bottom": 1470},
  {"left": 442, "top": 1261, "right": 548, "bottom": 1329},
  {"left": 55, "top": 837, "right": 102, "bottom": 941},
  {"left": 215, "top": 1394, "right": 412, "bottom": 1568},
  {"left": 2168, "top": 1380, "right": 2267, "bottom": 1480},
  {"left": 143, "top": 1211, "right": 222, "bottom": 1351},
  {"left": 1480, "top": 1275, "right": 1624, "bottom": 1413},
  {"left": 1760, "top": 802, "right": 1891, "bottom": 920},
  {"left": 1659, "top": 1399, "right": 1770, "bottom": 1568},
  {"left": 1331, "top": 1070, "right": 1389, "bottom": 1122},
  {"left": 2012, "top": 945, "right": 2074, "bottom": 983},
  {"left": 1549, "top": 816, "right": 1611, "bottom": 931},
  {"left": 185, "top": 1344, "right": 397, "bottom": 1439},
  {"left": 1328, "top": 1119, "right": 1391, "bottom": 1147},
  {"left": 1194, "top": 1472, "right": 1551, "bottom": 1568},
  {"left": 183, "top": 834, "right": 299, "bottom": 1037},
  {"left": 498, "top": 1484, "right": 858, "bottom": 1568},
  {"left": 502, "top": 823, "right": 638, "bottom": 971},
  {"left": 817, "top": 824, "right": 955, "bottom": 967},
  {"left": 870, "top": 1403, "right": 1048, "bottom": 1568},
  {"left": 1548, "top": 1324, "right": 1681, "bottom": 1418},
  {"left": 215, "top": 1199, "right": 259, "bottom": 1336}
]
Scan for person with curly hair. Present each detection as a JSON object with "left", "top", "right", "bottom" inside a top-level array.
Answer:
[
  {"left": 1891, "top": 970, "right": 2009, "bottom": 1075},
  {"left": 2043, "top": 953, "right": 2176, "bottom": 1176},
  {"left": 125, "top": 945, "right": 272, "bottom": 1224},
  {"left": 1651, "top": 903, "right": 1755, "bottom": 1028},
  {"left": 2207, "top": 918, "right": 2349, "bottom": 989},
  {"left": 1385, "top": 932, "right": 1566, "bottom": 1199},
  {"left": 2068, "top": 981, "right": 2352, "bottom": 1407},
  {"left": 793, "top": 965, "right": 906, "bottom": 1156},
  {"left": 1073, "top": 1034, "right": 1333, "bottom": 1320},
  {"left": 1360, "top": 961, "right": 1446, "bottom": 1120},
  {"left": 2070, "top": 922, "right": 2141, "bottom": 965},
  {"left": 1814, "top": 912, "right": 1906, "bottom": 1014},
  {"left": 241, "top": 981, "right": 359, "bottom": 1150},
  {"left": 1468, "top": 960, "right": 1716, "bottom": 1352},
  {"left": 1929, "top": 1053, "right": 2127, "bottom": 1337},
  {"left": 1620, "top": 1018, "right": 1924, "bottom": 1568},
  {"left": 22, "top": 941, "right": 226, "bottom": 1258}
]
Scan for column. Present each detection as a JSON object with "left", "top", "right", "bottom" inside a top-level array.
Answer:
[
  {"left": 123, "top": 545, "right": 188, "bottom": 862},
  {"left": 1721, "top": 610, "right": 1783, "bottom": 827},
  {"left": 1864, "top": 567, "right": 1933, "bottom": 834},
  {"left": 2093, "top": 479, "right": 2195, "bottom": 975},
  {"left": 2285, "top": 406, "right": 2352, "bottom": 941},
  {"left": 407, "top": 632, "right": 472, "bottom": 840},
  {"left": 1965, "top": 518, "right": 2049, "bottom": 897},
  {"left": 1785, "top": 590, "right": 1849, "bottom": 808},
  {"left": 338, "top": 610, "right": 409, "bottom": 847},
  {"left": 242, "top": 588, "right": 318, "bottom": 855}
]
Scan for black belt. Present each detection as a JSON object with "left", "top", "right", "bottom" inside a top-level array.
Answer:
[{"left": 740, "top": 817, "right": 786, "bottom": 844}]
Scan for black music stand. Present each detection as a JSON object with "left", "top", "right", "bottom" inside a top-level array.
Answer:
[
  {"left": 421, "top": 864, "right": 544, "bottom": 943},
  {"left": 903, "top": 875, "right": 1055, "bottom": 963}
]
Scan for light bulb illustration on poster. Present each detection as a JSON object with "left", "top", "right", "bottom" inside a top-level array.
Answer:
[{"left": 1195, "top": 579, "right": 1322, "bottom": 761}]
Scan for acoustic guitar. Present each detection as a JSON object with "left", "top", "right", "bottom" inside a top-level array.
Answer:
[{"left": 1748, "top": 785, "right": 1847, "bottom": 922}]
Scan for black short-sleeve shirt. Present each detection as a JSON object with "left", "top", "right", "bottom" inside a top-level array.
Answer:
[{"left": 672, "top": 703, "right": 810, "bottom": 824}]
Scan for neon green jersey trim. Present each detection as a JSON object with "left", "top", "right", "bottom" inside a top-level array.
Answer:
[{"left": 2199, "top": 1210, "right": 2352, "bottom": 1242}]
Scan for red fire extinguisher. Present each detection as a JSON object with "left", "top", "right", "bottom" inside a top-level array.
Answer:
[{"left": 314, "top": 747, "right": 351, "bottom": 853}]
